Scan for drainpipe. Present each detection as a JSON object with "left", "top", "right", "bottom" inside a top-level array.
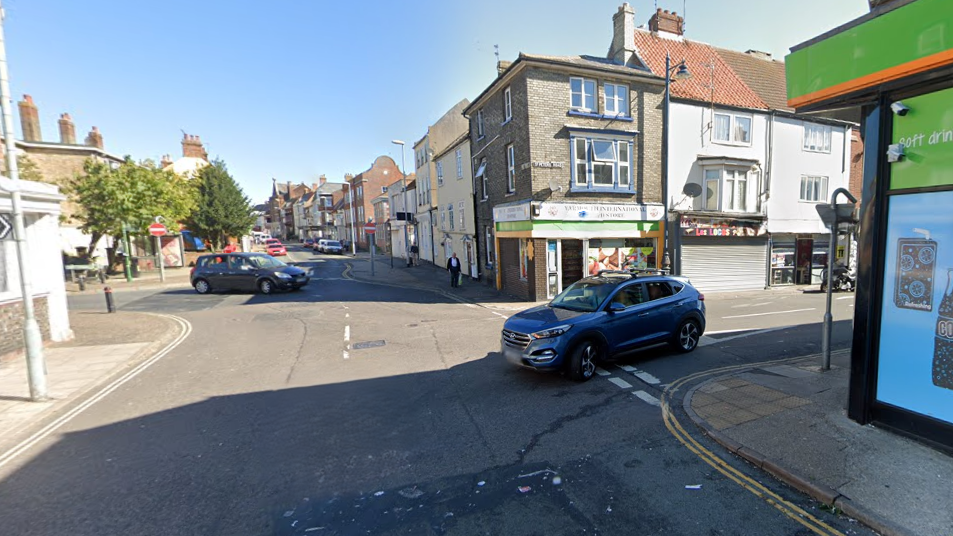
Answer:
[{"left": 763, "top": 111, "right": 776, "bottom": 289}]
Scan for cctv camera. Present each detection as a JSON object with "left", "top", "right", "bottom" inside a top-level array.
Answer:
[{"left": 891, "top": 101, "right": 910, "bottom": 116}]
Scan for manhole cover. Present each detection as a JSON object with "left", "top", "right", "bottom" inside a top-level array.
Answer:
[{"left": 352, "top": 340, "right": 386, "bottom": 350}]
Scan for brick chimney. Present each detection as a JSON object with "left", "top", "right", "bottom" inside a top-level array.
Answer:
[
  {"left": 58, "top": 113, "right": 76, "bottom": 144},
  {"left": 319, "top": 174, "right": 327, "bottom": 186},
  {"left": 84, "top": 126, "right": 103, "bottom": 149},
  {"left": 497, "top": 60, "right": 512, "bottom": 76},
  {"left": 609, "top": 3, "right": 636, "bottom": 66},
  {"left": 182, "top": 134, "right": 208, "bottom": 159},
  {"left": 18, "top": 95, "right": 41, "bottom": 142},
  {"left": 160, "top": 154, "right": 174, "bottom": 168},
  {"left": 649, "top": 8, "right": 684, "bottom": 36}
]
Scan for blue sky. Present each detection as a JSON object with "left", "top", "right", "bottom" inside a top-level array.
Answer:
[{"left": 4, "top": 0, "right": 868, "bottom": 203}]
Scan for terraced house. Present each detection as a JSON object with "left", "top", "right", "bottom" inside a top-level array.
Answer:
[{"left": 465, "top": 3, "right": 665, "bottom": 301}]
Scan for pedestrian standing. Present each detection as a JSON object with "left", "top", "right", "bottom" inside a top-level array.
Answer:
[
  {"left": 410, "top": 244, "right": 419, "bottom": 267},
  {"left": 446, "top": 252, "right": 461, "bottom": 288}
]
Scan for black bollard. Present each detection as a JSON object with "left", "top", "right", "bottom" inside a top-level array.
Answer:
[
  {"left": 77, "top": 274, "right": 86, "bottom": 292},
  {"left": 104, "top": 286, "right": 116, "bottom": 313}
]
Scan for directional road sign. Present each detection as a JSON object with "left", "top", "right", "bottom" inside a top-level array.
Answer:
[{"left": 0, "top": 213, "right": 11, "bottom": 240}]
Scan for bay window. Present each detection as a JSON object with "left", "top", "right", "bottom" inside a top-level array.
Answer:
[{"left": 703, "top": 167, "right": 752, "bottom": 212}]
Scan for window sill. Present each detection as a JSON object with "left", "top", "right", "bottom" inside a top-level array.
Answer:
[
  {"left": 480, "top": 197, "right": 489, "bottom": 203},
  {"left": 802, "top": 148, "right": 832, "bottom": 154},
  {"left": 504, "top": 192, "right": 516, "bottom": 197},
  {"left": 501, "top": 118, "right": 512, "bottom": 126},
  {"left": 570, "top": 186, "right": 636, "bottom": 194},
  {"left": 712, "top": 139, "right": 752, "bottom": 148},
  {"left": 477, "top": 135, "right": 485, "bottom": 142},
  {"left": 567, "top": 110, "right": 633, "bottom": 122}
]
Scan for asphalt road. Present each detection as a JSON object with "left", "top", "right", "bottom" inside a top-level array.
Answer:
[{"left": 0, "top": 247, "right": 869, "bottom": 535}]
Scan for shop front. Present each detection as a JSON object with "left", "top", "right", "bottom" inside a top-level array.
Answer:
[
  {"left": 787, "top": 0, "right": 953, "bottom": 448},
  {"left": 768, "top": 233, "right": 830, "bottom": 286},
  {"left": 493, "top": 201, "right": 664, "bottom": 301},
  {"left": 676, "top": 215, "right": 768, "bottom": 292}
]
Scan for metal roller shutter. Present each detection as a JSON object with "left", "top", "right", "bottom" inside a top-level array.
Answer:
[{"left": 680, "top": 238, "right": 768, "bottom": 293}]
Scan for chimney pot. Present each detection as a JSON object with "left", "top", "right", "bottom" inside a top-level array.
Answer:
[
  {"left": 58, "top": 112, "right": 76, "bottom": 144},
  {"left": 496, "top": 60, "right": 513, "bottom": 76},
  {"left": 649, "top": 8, "right": 684, "bottom": 35},
  {"left": 18, "top": 94, "right": 41, "bottom": 142},
  {"left": 84, "top": 126, "right": 104, "bottom": 149}
]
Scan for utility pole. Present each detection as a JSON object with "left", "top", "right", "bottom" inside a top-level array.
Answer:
[
  {"left": 0, "top": 2, "right": 47, "bottom": 401},
  {"left": 392, "top": 140, "right": 410, "bottom": 267}
]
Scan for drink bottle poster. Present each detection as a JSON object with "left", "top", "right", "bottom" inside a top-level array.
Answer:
[{"left": 877, "top": 190, "right": 953, "bottom": 425}]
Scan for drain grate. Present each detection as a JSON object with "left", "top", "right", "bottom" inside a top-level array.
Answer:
[{"left": 352, "top": 340, "right": 386, "bottom": 350}]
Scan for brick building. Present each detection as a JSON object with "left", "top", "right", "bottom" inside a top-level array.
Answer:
[
  {"left": 464, "top": 3, "right": 665, "bottom": 301},
  {"left": 347, "top": 156, "right": 403, "bottom": 250}
]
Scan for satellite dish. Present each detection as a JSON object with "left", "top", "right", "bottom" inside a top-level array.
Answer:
[
  {"left": 548, "top": 178, "right": 563, "bottom": 192},
  {"left": 683, "top": 183, "right": 703, "bottom": 198}
]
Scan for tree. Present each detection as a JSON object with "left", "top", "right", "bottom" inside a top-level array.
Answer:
[
  {"left": 187, "top": 160, "right": 255, "bottom": 250},
  {"left": 65, "top": 158, "right": 196, "bottom": 256},
  {"left": 16, "top": 154, "right": 44, "bottom": 183}
]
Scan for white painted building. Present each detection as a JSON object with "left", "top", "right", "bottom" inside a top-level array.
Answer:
[
  {"left": 388, "top": 178, "right": 415, "bottom": 262},
  {"left": 434, "top": 135, "right": 479, "bottom": 279}
]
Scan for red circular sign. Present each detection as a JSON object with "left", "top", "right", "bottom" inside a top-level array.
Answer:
[
  {"left": 148, "top": 223, "right": 167, "bottom": 237},
  {"left": 364, "top": 222, "right": 376, "bottom": 234}
]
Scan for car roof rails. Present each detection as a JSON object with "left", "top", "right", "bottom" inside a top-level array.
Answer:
[
  {"left": 627, "top": 268, "right": 669, "bottom": 276},
  {"left": 596, "top": 269, "right": 633, "bottom": 277}
]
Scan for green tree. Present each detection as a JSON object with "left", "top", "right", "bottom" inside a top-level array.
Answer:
[
  {"left": 16, "top": 154, "right": 44, "bottom": 183},
  {"left": 65, "top": 158, "right": 196, "bottom": 256},
  {"left": 187, "top": 160, "right": 255, "bottom": 250}
]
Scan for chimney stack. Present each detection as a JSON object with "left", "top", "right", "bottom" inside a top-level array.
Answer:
[
  {"left": 84, "top": 126, "right": 103, "bottom": 149},
  {"left": 58, "top": 113, "right": 76, "bottom": 144},
  {"left": 319, "top": 174, "right": 327, "bottom": 186},
  {"left": 182, "top": 133, "right": 208, "bottom": 160},
  {"left": 18, "top": 95, "right": 41, "bottom": 142},
  {"left": 649, "top": 8, "right": 684, "bottom": 36},
  {"left": 160, "top": 154, "right": 174, "bottom": 168},
  {"left": 610, "top": 3, "right": 636, "bottom": 66},
  {"left": 497, "top": 60, "right": 512, "bottom": 76}
]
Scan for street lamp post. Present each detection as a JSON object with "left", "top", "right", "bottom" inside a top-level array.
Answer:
[
  {"left": 662, "top": 53, "right": 690, "bottom": 273},
  {"left": 391, "top": 140, "right": 411, "bottom": 267},
  {"left": 0, "top": 3, "right": 47, "bottom": 401}
]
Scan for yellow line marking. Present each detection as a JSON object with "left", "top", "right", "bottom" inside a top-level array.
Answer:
[
  {"left": 661, "top": 353, "right": 849, "bottom": 536},
  {"left": 342, "top": 263, "right": 353, "bottom": 279}
]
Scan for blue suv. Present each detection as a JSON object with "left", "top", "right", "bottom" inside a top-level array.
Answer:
[{"left": 501, "top": 270, "right": 706, "bottom": 381}]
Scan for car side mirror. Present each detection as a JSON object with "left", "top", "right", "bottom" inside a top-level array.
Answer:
[{"left": 608, "top": 302, "right": 626, "bottom": 313}]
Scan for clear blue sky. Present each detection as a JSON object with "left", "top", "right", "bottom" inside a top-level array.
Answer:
[{"left": 4, "top": 0, "right": 868, "bottom": 203}]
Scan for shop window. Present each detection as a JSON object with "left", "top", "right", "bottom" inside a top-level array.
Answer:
[
  {"left": 519, "top": 238, "right": 529, "bottom": 280},
  {"left": 586, "top": 238, "right": 656, "bottom": 275}
]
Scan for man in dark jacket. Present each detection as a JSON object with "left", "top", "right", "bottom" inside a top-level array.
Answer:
[{"left": 446, "top": 252, "right": 462, "bottom": 288}]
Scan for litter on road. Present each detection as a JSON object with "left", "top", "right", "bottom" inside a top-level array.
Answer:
[
  {"left": 518, "top": 486, "right": 532, "bottom": 493},
  {"left": 685, "top": 484, "right": 703, "bottom": 490}
]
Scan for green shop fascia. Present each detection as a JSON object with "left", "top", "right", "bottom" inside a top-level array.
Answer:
[{"left": 786, "top": 0, "right": 953, "bottom": 451}]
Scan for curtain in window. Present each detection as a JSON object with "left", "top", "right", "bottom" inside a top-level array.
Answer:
[
  {"left": 705, "top": 169, "right": 720, "bottom": 210},
  {"left": 714, "top": 114, "right": 731, "bottom": 141},
  {"left": 734, "top": 117, "right": 751, "bottom": 143}
]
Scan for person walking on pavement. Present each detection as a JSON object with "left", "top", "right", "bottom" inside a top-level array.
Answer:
[{"left": 446, "top": 252, "right": 462, "bottom": 288}]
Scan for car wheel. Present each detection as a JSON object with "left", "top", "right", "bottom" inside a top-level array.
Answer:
[
  {"left": 193, "top": 278, "right": 211, "bottom": 294},
  {"left": 568, "top": 339, "right": 599, "bottom": 382},
  {"left": 673, "top": 319, "right": 701, "bottom": 353},
  {"left": 259, "top": 279, "right": 275, "bottom": 294}
]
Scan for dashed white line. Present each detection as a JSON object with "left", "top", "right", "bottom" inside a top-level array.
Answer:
[
  {"left": 617, "top": 364, "right": 637, "bottom": 372},
  {"left": 595, "top": 367, "right": 611, "bottom": 376},
  {"left": 344, "top": 325, "right": 350, "bottom": 342},
  {"left": 608, "top": 377, "right": 633, "bottom": 389},
  {"left": 632, "top": 390, "right": 660, "bottom": 406},
  {"left": 721, "top": 308, "right": 816, "bottom": 319},
  {"left": 633, "top": 371, "right": 661, "bottom": 385}
]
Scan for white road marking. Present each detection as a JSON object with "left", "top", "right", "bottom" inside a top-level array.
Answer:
[
  {"left": 344, "top": 325, "right": 350, "bottom": 342},
  {"left": 608, "top": 377, "right": 632, "bottom": 389},
  {"left": 698, "top": 326, "right": 789, "bottom": 347},
  {"left": 633, "top": 390, "right": 660, "bottom": 406},
  {"left": 836, "top": 296, "right": 854, "bottom": 300},
  {"left": 730, "top": 301, "right": 772, "bottom": 309},
  {"left": 721, "top": 308, "right": 816, "bottom": 319},
  {"left": 595, "top": 367, "right": 611, "bottom": 376},
  {"left": 0, "top": 314, "right": 192, "bottom": 471},
  {"left": 633, "top": 371, "right": 661, "bottom": 385},
  {"left": 617, "top": 364, "right": 637, "bottom": 372}
]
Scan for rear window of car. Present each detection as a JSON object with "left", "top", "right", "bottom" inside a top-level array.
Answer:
[{"left": 327, "top": 241, "right": 341, "bottom": 247}]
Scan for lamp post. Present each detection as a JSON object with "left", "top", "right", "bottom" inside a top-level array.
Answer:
[
  {"left": 343, "top": 181, "right": 358, "bottom": 256},
  {"left": 391, "top": 140, "right": 411, "bottom": 267},
  {"left": 0, "top": 3, "right": 47, "bottom": 401},
  {"left": 819, "top": 187, "right": 858, "bottom": 371},
  {"left": 662, "top": 53, "right": 691, "bottom": 273}
]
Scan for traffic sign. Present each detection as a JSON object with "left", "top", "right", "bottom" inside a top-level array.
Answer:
[
  {"left": 364, "top": 221, "right": 376, "bottom": 234},
  {"left": 0, "top": 213, "right": 11, "bottom": 240},
  {"left": 148, "top": 222, "right": 167, "bottom": 237}
]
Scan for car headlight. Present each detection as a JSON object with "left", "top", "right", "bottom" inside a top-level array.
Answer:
[
  {"left": 531, "top": 324, "right": 572, "bottom": 339},
  {"left": 275, "top": 272, "right": 292, "bottom": 279}
]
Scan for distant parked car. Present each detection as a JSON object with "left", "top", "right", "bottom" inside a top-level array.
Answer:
[
  {"left": 264, "top": 238, "right": 281, "bottom": 247},
  {"left": 266, "top": 242, "right": 287, "bottom": 256},
  {"left": 321, "top": 240, "right": 343, "bottom": 254},
  {"left": 304, "top": 238, "right": 314, "bottom": 247},
  {"left": 501, "top": 270, "right": 706, "bottom": 382},
  {"left": 190, "top": 253, "right": 309, "bottom": 294}
]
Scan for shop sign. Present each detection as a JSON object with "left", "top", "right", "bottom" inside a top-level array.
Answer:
[
  {"left": 877, "top": 191, "right": 953, "bottom": 425},
  {"left": 891, "top": 86, "right": 953, "bottom": 190},
  {"left": 538, "top": 202, "right": 663, "bottom": 222},
  {"left": 493, "top": 201, "right": 531, "bottom": 223},
  {"left": 680, "top": 216, "right": 766, "bottom": 237}
]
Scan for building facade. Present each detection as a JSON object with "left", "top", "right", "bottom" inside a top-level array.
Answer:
[
  {"left": 434, "top": 135, "right": 479, "bottom": 279},
  {"left": 387, "top": 176, "right": 415, "bottom": 262},
  {"left": 347, "top": 156, "right": 402, "bottom": 250}
]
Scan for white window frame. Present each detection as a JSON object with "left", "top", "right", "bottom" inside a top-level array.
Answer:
[
  {"left": 477, "top": 110, "right": 485, "bottom": 139},
  {"left": 803, "top": 123, "right": 832, "bottom": 153},
  {"left": 703, "top": 167, "right": 750, "bottom": 212},
  {"left": 800, "top": 175, "right": 829, "bottom": 203},
  {"left": 712, "top": 111, "right": 753, "bottom": 146},
  {"left": 486, "top": 226, "right": 495, "bottom": 265},
  {"left": 570, "top": 135, "right": 633, "bottom": 191},
  {"left": 436, "top": 162, "right": 444, "bottom": 186},
  {"left": 570, "top": 77, "right": 596, "bottom": 112},
  {"left": 448, "top": 203, "right": 454, "bottom": 231},
  {"left": 476, "top": 158, "right": 488, "bottom": 200},
  {"left": 503, "top": 87, "right": 512, "bottom": 123},
  {"left": 506, "top": 144, "right": 516, "bottom": 193},
  {"left": 604, "top": 83, "right": 629, "bottom": 116},
  {"left": 458, "top": 201, "right": 465, "bottom": 228},
  {"left": 456, "top": 149, "right": 463, "bottom": 178}
]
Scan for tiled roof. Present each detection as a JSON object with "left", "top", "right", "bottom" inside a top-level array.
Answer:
[
  {"left": 519, "top": 53, "right": 654, "bottom": 77},
  {"left": 632, "top": 30, "right": 768, "bottom": 110},
  {"left": 715, "top": 48, "right": 791, "bottom": 111}
]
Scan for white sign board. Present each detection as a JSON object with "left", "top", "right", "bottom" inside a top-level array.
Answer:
[
  {"left": 493, "top": 202, "right": 532, "bottom": 223},
  {"left": 537, "top": 202, "right": 664, "bottom": 222}
]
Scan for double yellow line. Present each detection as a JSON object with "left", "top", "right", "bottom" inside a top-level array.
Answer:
[{"left": 660, "top": 355, "right": 845, "bottom": 536}]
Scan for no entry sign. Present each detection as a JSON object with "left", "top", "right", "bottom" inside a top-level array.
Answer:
[
  {"left": 148, "top": 223, "right": 167, "bottom": 237},
  {"left": 364, "top": 222, "right": 376, "bottom": 234}
]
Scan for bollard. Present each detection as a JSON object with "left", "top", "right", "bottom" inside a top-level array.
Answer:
[
  {"left": 77, "top": 274, "right": 86, "bottom": 292},
  {"left": 104, "top": 286, "right": 116, "bottom": 313}
]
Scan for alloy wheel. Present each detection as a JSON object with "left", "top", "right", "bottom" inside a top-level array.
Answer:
[
  {"left": 259, "top": 280, "right": 274, "bottom": 294},
  {"left": 580, "top": 343, "right": 596, "bottom": 379},
  {"left": 194, "top": 279, "right": 210, "bottom": 294},
  {"left": 679, "top": 321, "right": 700, "bottom": 352}
]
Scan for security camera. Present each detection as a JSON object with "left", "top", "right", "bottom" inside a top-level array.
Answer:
[
  {"left": 887, "top": 143, "right": 906, "bottom": 163},
  {"left": 891, "top": 101, "right": 910, "bottom": 116}
]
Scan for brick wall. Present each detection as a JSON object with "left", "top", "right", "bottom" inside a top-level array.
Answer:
[
  {"left": 0, "top": 297, "right": 51, "bottom": 361},
  {"left": 499, "top": 238, "right": 531, "bottom": 299}
]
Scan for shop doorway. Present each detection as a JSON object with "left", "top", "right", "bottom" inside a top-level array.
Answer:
[
  {"left": 465, "top": 240, "right": 477, "bottom": 279},
  {"left": 796, "top": 237, "right": 813, "bottom": 285},
  {"left": 546, "top": 239, "right": 559, "bottom": 299},
  {"left": 561, "top": 240, "right": 584, "bottom": 290}
]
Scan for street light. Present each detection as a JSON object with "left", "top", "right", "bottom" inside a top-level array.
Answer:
[
  {"left": 818, "top": 187, "right": 858, "bottom": 371},
  {"left": 391, "top": 140, "right": 411, "bottom": 267},
  {"left": 662, "top": 53, "right": 690, "bottom": 273}
]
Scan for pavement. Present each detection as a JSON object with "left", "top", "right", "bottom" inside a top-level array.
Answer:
[
  {"left": 0, "top": 310, "right": 183, "bottom": 457},
  {"left": 346, "top": 252, "right": 953, "bottom": 536},
  {"left": 64, "top": 266, "right": 193, "bottom": 294}
]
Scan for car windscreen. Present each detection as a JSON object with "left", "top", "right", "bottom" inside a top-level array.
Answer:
[
  {"left": 326, "top": 241, "right": 341, "bottom": 247},
  {"left": 550, "top": 279, "right": 617, "bottom": 312},
  {"left": 248, "top": 255, "right": 286, "bottom": 269}
]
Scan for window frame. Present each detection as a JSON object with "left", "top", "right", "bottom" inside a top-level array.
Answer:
[
  {"left": 503, "top": 87, "right": 512, "bottom": 123},
  {"left": 476, "top": 110, "right": 485, "bottom": 139},
  {"left": 712, "top": 111, "right": 753, "bottom": 146},
  {"left": 603, "top": 83, "right": 629, "bottom": 116},
  {"left": 506, "top": 144, "right": 516, "bottom": 193},
  {"left": 448, "top": 203, "right": 454, "bottom": 231},
  {"left": 475, "top": 158, "right": 488, "bottom": 201},
  {"left": 799, "top": 175, "right": 829, "bottom": 203},
  {"left": 803, "top": 123, "right": 832, "bottom": 153},
  {"left": 456, "top": 149, "right": 463, "bottom": 178},
  {"left": 485, "top": 226, "right": 495, "bottom": 266},
  {"left": 570, "top": 77, "right": 597, "bottom": 112},
  {"left": 436, "top": 161, "right": 444, "bottom": 186},
  {"left": 569, "top": 134, "right": 635, "bottom": 193}
]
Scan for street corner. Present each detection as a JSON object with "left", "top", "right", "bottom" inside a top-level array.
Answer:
[{"left": 53, "top": 310, "right": 184, "bottom": 351}]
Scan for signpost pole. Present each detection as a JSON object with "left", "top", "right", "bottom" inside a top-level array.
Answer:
[
  {"left": 820, "top": 188, "right": 857, "bottom": 371},
  {"left": 370, "top": 231, "right": 375, "bottom": 277},
  {"left": 0, "top": 3, "right": 47, "bottom": 400},
  {"left": 153, "top": 217, "right": 166, "bottom": 283}
]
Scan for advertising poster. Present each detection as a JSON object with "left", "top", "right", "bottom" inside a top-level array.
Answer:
[
  {"left": 877, "top": 190, "right": 953, "bottom": 425},
  {"left": 587, "top": 239, "right": 655, "bottom": 274}
]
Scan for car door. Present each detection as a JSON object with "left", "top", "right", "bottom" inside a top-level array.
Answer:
[
  {"left": 226, "top": 256, "right": 256, "bottom": 291},
  {"left": 602, "top": 283, "right": 648, "bottom": 354},
  {"left": 633, "top": 281, "right": 678, "bottom": 344}
]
